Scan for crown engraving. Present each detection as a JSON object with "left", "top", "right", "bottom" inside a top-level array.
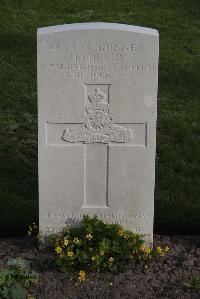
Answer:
[
  {"left": 88, "top": 88, "right": 105, "bottom": 104},
  {"left": 62, "top": 86, "right": 134, "bottom": 144}
]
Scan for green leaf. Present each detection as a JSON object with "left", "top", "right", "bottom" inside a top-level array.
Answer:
[
  {"left": 7, "top": 258, "right": 30, "bottom": 272},
  {"left": 0, "top": 269, "right": 13, "bottom": 287},
  {"left": 4, "top": 283, "right": 27, "bottom": 299}
]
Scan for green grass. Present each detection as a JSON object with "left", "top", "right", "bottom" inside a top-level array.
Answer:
[{"left": 0, "top": 0, "right": 199, "bottom": 235}]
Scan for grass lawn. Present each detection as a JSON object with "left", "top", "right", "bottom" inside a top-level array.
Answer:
[{"left": 0, "top": 0, "right": 199, "bottom": 235}]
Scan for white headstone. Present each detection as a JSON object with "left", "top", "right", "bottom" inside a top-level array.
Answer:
[{"left": 37, "top": 23, "right": 159, "bottom": 244}]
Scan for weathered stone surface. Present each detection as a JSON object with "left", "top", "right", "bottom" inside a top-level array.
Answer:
[{"left": 37, "top": 23, "right": 159, "bottom": 244}]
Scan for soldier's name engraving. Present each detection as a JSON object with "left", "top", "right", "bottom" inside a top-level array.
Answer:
[
  {"left": 62, "top": 88, "right": 134, "bottom": 144},
  {"left": 70, "top": 53, "right": 123, "bottom": 63}
]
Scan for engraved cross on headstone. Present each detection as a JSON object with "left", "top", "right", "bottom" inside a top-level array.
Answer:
[{"left": 59, "top": 84, "right": 136, "bottom": 208}]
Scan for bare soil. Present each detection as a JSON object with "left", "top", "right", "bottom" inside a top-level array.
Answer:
[{"left": 0, "top": 235, "right": 199, "bottom": 299}]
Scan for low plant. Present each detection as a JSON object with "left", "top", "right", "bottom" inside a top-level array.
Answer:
[
  {"left": 53, "top": 215, "right": 169, "bottom": 281},
  {"left": 0, "top": 257, "right": 39, "bottom": 299},
  {"left": 185, "top": 275, "right": 200, "bottom": 291}
]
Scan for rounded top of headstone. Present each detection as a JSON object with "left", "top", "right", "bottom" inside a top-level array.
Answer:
[{"left": 37, "top": 22, "right": 158, "bottom": 36}]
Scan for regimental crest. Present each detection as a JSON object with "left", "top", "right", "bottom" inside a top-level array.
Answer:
[{"left": 62, "top": 87, "right": 133, "bottom": 144}]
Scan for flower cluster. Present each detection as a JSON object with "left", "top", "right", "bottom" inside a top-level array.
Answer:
[
  {"left": 79, "top": 270, "right": 87, "bottom": 281},
  {"left": 156, "top": 245, "right": 170, "bottom": 256},
  {"left": 53, "top": 215, "right": 170, "bottom": 281},
  {"left": 54, "top": 216, "right": 148, "bottom": 278},
  {"left": 139, "top": 244, "right": 170, "bottom": 260}
]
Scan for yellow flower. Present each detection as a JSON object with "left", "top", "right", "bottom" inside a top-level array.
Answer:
[
  {"left": 79, "top": 270, "right": 86, "bottom": 281},
  {"left": 91, "top": 256, "right": 96, "bottom": 262},
  {"left": 86, "top": 234, "right": 93, "bottom": 240},
  {"left": 156, "top": 246, "right": 162, "bottom": 254},
  {"left": 100, "top": 251, "right": 104, "bottom": 256},
  {"left": 73, "top": 237, "right": 79, "bottom": 244},
  {"left": 144, "top": 248, "right": 152, "bottom": 255},
  {"left": 109, "top": 257, "right": 114, "bottom": 263},
  {"left": 55, "top": 246, "right": 62, "bottom": 254},
  {"left": 63, "top": 238, "right": 69, "bottom": 246},
  {"left": 165, "top": 246, "right": 170, "bottom": 252},
  {"left": 67, "top": 251, "right": 74, "bottom": 257},
  {"left": 118, "top": 229, "right": 124, "bottom": 236}
]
